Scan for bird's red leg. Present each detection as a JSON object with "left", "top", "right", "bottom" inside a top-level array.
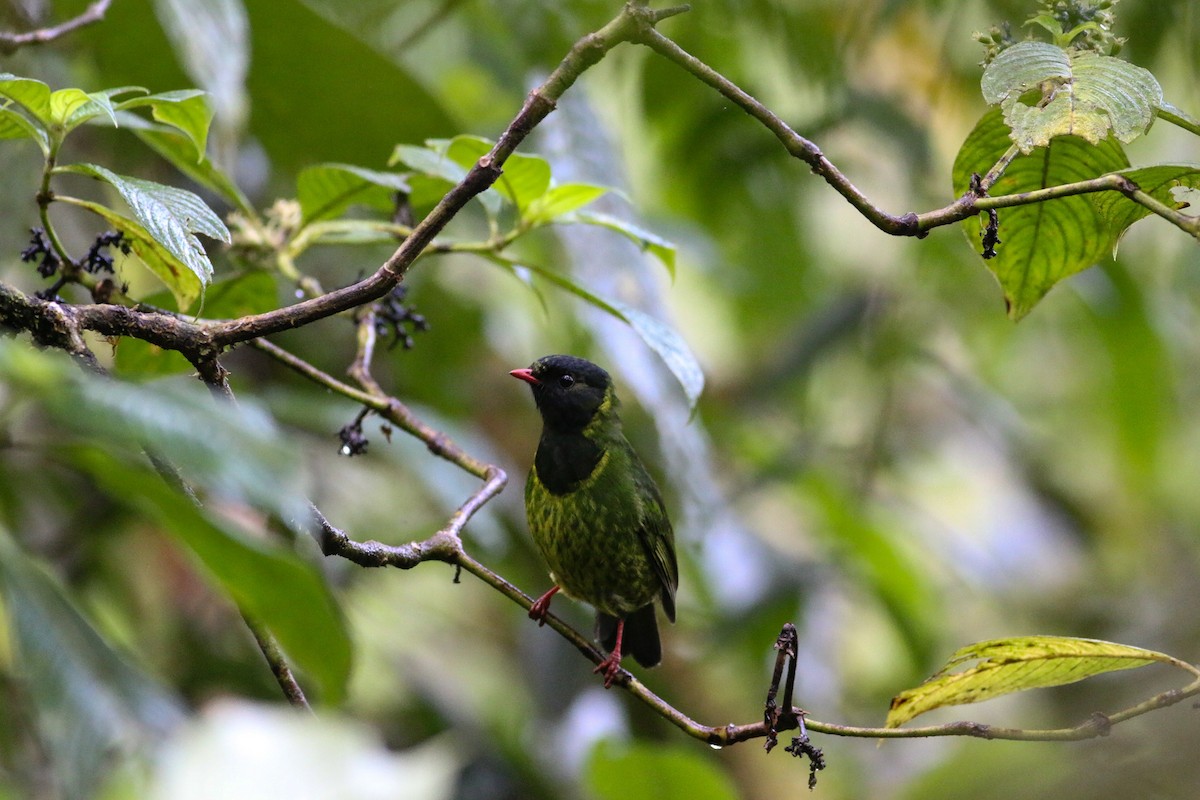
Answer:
[
  {"left": 594, "top": 618, "right": 625, "bottom": 688},
  {"left": 529, "top": 585, "right": 560, "bottom": 626}
]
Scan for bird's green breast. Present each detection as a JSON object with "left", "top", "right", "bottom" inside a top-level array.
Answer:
[{"left": 525, "top": 435, "right": 666, "bottom": 617}]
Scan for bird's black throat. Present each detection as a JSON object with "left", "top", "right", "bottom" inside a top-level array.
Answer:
[{"left": 534, "top": 429, "right": 604, "bottom": 495}]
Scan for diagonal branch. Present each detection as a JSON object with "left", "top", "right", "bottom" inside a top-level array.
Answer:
[{"left": 0, "top": 0, "right": 112, "bottom": 55}]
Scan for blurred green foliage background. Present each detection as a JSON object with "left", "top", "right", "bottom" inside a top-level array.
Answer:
[{"left": 0, "top": 0, "right": 1198, "bottom": 797}]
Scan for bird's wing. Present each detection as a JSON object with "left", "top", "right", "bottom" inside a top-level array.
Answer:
[{"left": 631, "top": 449, "right": 679, "bottom": 622}]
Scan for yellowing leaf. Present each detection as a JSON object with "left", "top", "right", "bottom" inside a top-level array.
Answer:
[
  {"left": 886, "top": 636, "right": 1194, "bottom": 728},
  {"left": 982, "top": 42, "right": 1162, "bottom": 153}
]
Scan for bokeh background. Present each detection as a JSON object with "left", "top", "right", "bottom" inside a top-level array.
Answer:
[{"left": 0, "top": 0, "right": 1198, "bottom": 797}]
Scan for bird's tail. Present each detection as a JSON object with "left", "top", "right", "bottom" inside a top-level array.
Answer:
[{"left": 596, "top": 604, "right": 661, "bottom": 668}]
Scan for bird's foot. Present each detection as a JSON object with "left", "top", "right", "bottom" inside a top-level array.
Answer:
[
  {"left": 529, "top": 586, "right": 560, "bottom": 627},
  {"left": 594, "top": 651, "right": 625, "bottom": 689}
]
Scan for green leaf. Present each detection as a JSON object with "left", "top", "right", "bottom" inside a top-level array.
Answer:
[
  {"left": 444, "top": 135, "right": 551, "bottom": 212},
  {"left": 886, "top": 636, "right": 1194, "bottom": 728},
  {"left": 390, "top": 139, "right": 502, "bottom": 218},
  {"left": 81, "top": 451, "right": 352, "bottom": 704},
  {"left": 525, "top": 183, "right": 609, "bottom": 225},
  {"left": 58, "top": 163, "right": 230, "bottom": 309},
  {"left": 55, "top": 86, "right": 146, "bottom": 133},
  {"left": 0, "top": 73, "right": 51, "bottom": 124},
  {"left": 116, "top": 90, "right": 213, "bottom": 159},
  {"left": 586, "top": 739, "right": 738, "bottom": 800},
  {"left": 508, "top": 261, "right": 704, "bottom": 409},
  {"left": 240, "top": 0, "right": 455, "bottom": 174},
  {"left": 0, "top": 106, "right": 49, "bottom": 153},
  {"left": 571, "top": 210, "right": 677, "bottom": 280},
  {"left": 49, "top": 88, "right": 100, "bottom": 129},
  {"left": 114, "top": 271, "right": 279, "bottom": 378},
  {"left": 0, "top": 532, "right": 183, "bottom": 800},
  {"left": 981, "top": 41, "right": 1162, "bottom": 152},
  {"left": 300, "top": 219, "right": 409, "bottom": 246},
  {"left": 0, "top": 341, "right": 306, "bottom": 523},
  {"left": 60, "top": 198, "right": 205, "bottom": 311},
  {"left": 297, "top": 163, "right": 410, "bottom": 223},
  {"left": 389, "top": 142, "right": 464, "bottom": 179},
  {"left": 1090, "top": 163, "right": 1200, "bottom": 252},
  {"left": 952, "top": 107, "right": 1130, "bottom": 319},
  {"left": 1157, "top": 100, "right": 1200, "bottom": 135},
  {"left": 610, "top": 301, "right": 705, "bottom": 412},
  {"left": 118, "top": 112, "right": 252, "bottom": 214}
]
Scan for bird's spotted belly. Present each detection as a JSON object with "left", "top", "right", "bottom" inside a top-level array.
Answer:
[{"left": 527, "top": 476, "right": 659, "bottom": 617}]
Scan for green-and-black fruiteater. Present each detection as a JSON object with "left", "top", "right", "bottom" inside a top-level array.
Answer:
[{"left": 510, "top": 355, "right": 678, "bottom": 687}]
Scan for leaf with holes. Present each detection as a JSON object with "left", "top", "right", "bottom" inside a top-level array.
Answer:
[{"left": 981, "top": 42, "right": 1162, "bottom": 153}]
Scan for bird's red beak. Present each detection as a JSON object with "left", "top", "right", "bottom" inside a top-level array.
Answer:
[{"left": 509, "top": 368, "right": 540, "bottom": 385}]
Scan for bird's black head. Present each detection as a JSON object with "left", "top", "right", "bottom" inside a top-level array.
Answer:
[{"left": 510, "top": 354, "right": 616, "bottom": 434}]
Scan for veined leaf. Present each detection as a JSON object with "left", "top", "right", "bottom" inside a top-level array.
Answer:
[
  {"left": 118, "top": 112, "right": 252, "bottom": 214},
  {"left": 611, "top": 301, "right": 705, "bottom": 412},
  {"left": 886, "top": 636, "right": 1195, "bottom": 728},
  {"left": 49, "top": 88, "right": 103, "bottom": 130},
  {"left": 390, "top": 140, "right": 502, "bottom": 218},
  {"left": 0, "top": 106, "right": 49, "bottom": 153},
  {"left": 443, "top": 135, "right": 551, "bottom": 212},
  {"left": 1090, "top": 163, "right": 1200, "bottom": 253},
  {"left": 506, "top": 260, "right": 704, "bottom": 409},
  {"left": 297, "top": 163, "right": 410, "bottom": 223},
  {"left": 952, "top": 107, "right": 1129, "bottom": 319},
  {"left": 0, "top": 73, "right": 51, "bottom": 124},
  {"left": 982, "top": 42, "right": 1162, "bottom": 152},
  {"left": 57, "top": 85, "right": 144, "bottom": 131},
  {"left": 571, "top": 210, "right": 677, "bottom": 280},
  {"left": 116, "top": 90, "right": 213, "bottom": 160},
  {"left": 58, "top": 197, "right": 205, "bottom": 310},
  {"left": 58, "top": 163, "right": 230, "bottom": 309},
  {"left": 526, "top": 183, "right": 609, "bottom": 225}
]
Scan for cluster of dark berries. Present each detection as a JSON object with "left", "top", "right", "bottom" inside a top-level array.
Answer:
[
  {"left": 83, "top": 231, "right": 131, "bottom": 274},
  {"left": 20, "top": 227, "right": 61, "bottom": 278},
  {"left": 337, "top": 414, "right": 370, "bottom": 457},
  {"left": 375, "top": 284, "right": 429, "bottom": 351},
  {"left": 21, "top": 228, "right": 130, "bottom": 279}
]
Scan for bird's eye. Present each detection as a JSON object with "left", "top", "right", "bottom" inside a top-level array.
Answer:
[{"left": 558, "top": 374, "right": 575, "bottom": 388}]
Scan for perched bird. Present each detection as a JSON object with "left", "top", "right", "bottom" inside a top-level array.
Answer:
[{"left": 510, "top": 355, "right": 678, "bottom": 687}]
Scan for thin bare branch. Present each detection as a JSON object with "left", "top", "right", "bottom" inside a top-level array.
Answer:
[{"left": 0, "top": 0, "right": 112, "bottom": 54}]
